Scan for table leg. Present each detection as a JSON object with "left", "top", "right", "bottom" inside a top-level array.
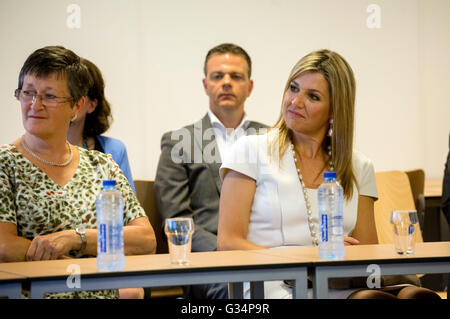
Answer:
[
  {"left": 250, "top": 281, "right": 264, "bottom": 299},
  {"left": 292, "top": 271, "right": 308, "bottom": 299},
  {"left": 312, "top": 267, "right": 329, "bottom": 299},
  {"left": 228, "top": 282, "right": 243, "bottom": 299}
]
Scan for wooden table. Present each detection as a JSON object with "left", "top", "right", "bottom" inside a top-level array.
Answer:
[
  {"left": 0, "top": 250, "right": 309, "bottom": 299},
  {"left": 1, "top": 242, "right": 448, "bottom": 299},
  {"left": 425, "top": 178, "right": 443, "bottom": 198},
  {"left": 251, "top": 242, "right": 450, "bottom": 299},
  {"left": 312, "top": 242, "right": 450, "bottom": 299}
]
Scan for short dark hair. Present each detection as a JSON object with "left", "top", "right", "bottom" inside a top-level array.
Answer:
[
  {"left": 18, "top": 46, "right": 91, "bottom": 106},
  {"left": 81, "top": 58, "right": 113, "bottom": 137},
  {"left": 203, "top": 43, "right": 252, "bottom": 78}
]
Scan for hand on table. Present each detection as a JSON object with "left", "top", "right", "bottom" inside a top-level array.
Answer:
[
  {"left": 344, "top": 236, "right": 360, "bottom": 246},
  {"left": 26, "top": 230, "right": 77, "bottom": 261}
]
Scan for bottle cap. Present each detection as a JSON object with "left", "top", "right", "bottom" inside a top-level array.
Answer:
[
  {"left": 102, "top": 180, "right": 116, "bottom": 187},
  {"left": 324, "top": 171, "right": 337, "bottom": 179}
]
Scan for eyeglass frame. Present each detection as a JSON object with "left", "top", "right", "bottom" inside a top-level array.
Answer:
[{"left": 14, "top": 88, "right": 74, "bottom": 106}]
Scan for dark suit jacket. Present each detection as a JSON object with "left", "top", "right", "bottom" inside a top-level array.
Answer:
[{"left": 154, "top": 113, "right": 268, "bottom": 252}]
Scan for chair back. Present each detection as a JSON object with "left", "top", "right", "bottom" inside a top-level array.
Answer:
[
  {"left": 374, "top": 171, "right": 423, "bottom": 244},
  {"left": 134, "top": 180, "right": 186, "bottom": 297},
  {"left": 134, "top": 179, "right": 168, "bottom": 254},
  {"left": 405, "top": 169, "right": 425, "bottom": 204}
]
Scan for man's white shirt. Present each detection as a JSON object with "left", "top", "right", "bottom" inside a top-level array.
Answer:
[{"left": 207, "top": 109, "right": 250, "bottom": 161}]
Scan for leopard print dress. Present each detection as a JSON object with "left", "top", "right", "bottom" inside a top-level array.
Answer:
[{"left": 0, "top": 144, "right": 146, "bottom": 298}]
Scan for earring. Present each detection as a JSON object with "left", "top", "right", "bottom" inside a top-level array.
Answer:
[
  {"left": 328, "top": 118, "right": 333, "bottom": 137},
  {"left": 70, "top": 114, "right": 77, "bottom": 123},
  {"left": 327, "top": 119, "right": 334, "bottom": 171}
]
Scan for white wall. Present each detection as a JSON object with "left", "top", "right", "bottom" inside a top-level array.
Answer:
[
  {"left": 0, "top": 0, "right": 448, "bottom": 180},
  {"left": 419, "top": 0, "right": 450, "bottom": 179}
]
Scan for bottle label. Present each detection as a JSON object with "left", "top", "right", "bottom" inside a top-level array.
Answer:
[
  {"left": 321, "top": 214, "right": 328, "bottom": 242},
  {"left": 99, "top": 223, "right": 107, "bottom": 253}
]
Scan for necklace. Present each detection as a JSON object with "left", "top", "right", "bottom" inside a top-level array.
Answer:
[
  {"left": 289, "top": 143, "right": 320, "bottom": 246},
  {"left": 21, "top": 136, "right": 73, "bottom": 167},
  {"left": 295, "top": 150, "right": 329, "bottom": 189}
]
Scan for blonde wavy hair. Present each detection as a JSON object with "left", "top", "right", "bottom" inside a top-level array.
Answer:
[{"left": 270, "top": 49, "right": 357, "bottom": 200}]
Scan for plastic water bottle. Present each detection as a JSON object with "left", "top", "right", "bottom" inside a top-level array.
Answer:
[
  {"left": 96, "top": 180, "right": 125, "bottom": 271},
  {"left": 318, "top": 172, "right": 345, "bottom": 259}
]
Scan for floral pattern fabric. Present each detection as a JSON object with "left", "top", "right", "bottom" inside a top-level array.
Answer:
[{"left": 0, "top": 144, "right": 146, "bottom": 299}]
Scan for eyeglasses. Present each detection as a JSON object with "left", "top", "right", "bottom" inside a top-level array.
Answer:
[{"left": 14, "top": 89, "right": 73, "bottom": 106}]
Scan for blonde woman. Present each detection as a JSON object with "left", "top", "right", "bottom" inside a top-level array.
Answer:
[{"left": 217, "top": 50, "right": 439, "bottom": 299}]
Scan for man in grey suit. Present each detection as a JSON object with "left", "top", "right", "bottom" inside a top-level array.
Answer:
[{"left": 154, "top": 43, "right": 267, "bottom": 298}]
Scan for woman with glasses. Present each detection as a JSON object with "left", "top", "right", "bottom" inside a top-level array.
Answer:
[
  {"left": 0, "top": 46, "right": 156, "bottom": 299},
  {"left": 67, "top": 58, "right": 136, "bottom": 194}
]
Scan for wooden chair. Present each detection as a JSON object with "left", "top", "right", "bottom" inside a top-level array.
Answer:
[
  {"left": 374, "top": 170, "right": 423, "bottom": 245},
  {"left": 405, "top": 169, "right": 426, "bottom": 228},
  {"left": 134, "top": 179, "right": 185, "bottom": 298}
]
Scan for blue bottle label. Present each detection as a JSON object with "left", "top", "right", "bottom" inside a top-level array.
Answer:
[
  {"left": 99, "top": 223, "right": 107, "bottom": 253},
  {"left": 321, "top": 214, "right": 328, "bottom": 242}
]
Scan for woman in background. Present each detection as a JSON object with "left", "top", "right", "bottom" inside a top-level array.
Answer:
[{"left": 67, "top": 58, "right": 136, "bottom": 193}]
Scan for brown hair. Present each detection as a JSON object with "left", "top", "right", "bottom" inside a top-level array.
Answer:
[
  {"left": 270, "top": 49, "right": 357, "bottom": 199},
  {"left": 18, "top": 46, "right": 91, "bottom": 107},
  {"left": 81, "top": 58, "right": 113, "bottom": 137}
]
